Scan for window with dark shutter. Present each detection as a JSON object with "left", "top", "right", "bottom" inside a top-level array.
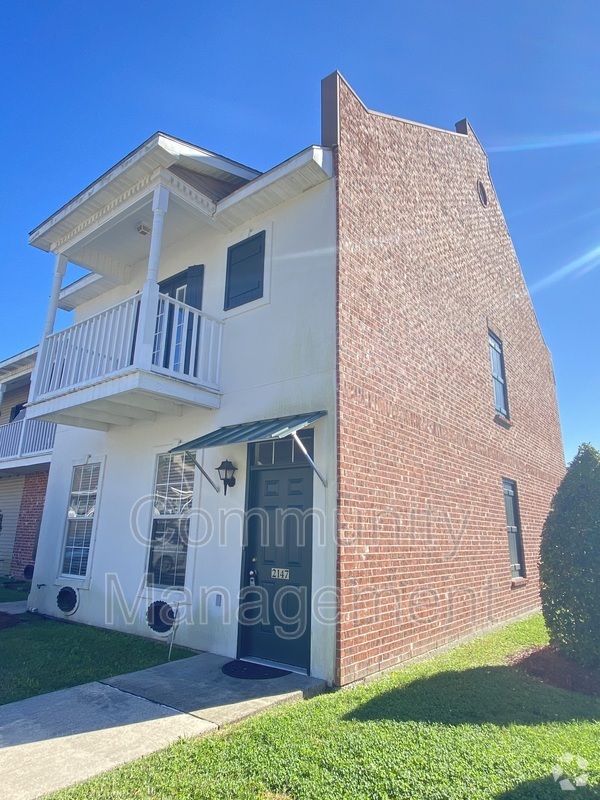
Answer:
[
  {"left": 156, "top": 265, "right": 204, "bottom": 372},
  {"left": 503, "top": 479, "right": 525, "bottom": 579},
  {"left": 489, "top": 332, "right": 509, "bottom": 417},
  {"left": 224, "top": 231, "right": 266, "bottom": 310}
]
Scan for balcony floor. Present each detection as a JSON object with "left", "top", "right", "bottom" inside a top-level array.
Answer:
[
  {"left": 26, "top": 369, "right": 220, "bottom": 430},
  {"left": 0, "top": 453, "right": 52, "bottom": 475}
]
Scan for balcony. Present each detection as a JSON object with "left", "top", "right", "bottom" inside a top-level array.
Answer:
[
  {"left": 0, "top": 418, "right": 56, "bottom": 462},
  {"left": 26, "top": 291, "right": 223, "bottom": 430}
]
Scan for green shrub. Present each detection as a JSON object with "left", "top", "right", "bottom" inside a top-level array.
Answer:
[{"left": 540, "top": 443, "right": 600, "bottom": 667}]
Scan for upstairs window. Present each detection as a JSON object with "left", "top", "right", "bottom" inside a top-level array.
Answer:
[
  {"left": 489, "top": 332, "right": 509, "bottom": 417},
  {"left": 224, "top": 231, "right": 266, "bottom": 310},
  {"left": 503, "top": 479, "right": 525, "bottom": 579},
  {"left": 159, "top": 265, "right": 204, "bottom": 311}
]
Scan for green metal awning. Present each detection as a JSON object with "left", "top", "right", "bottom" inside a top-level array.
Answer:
[
  {"left": 170, "top": 411, "right": 328, "bottom": 489},
  {"left": 170, "top": 411, "right": 327, "bottom": 452}
]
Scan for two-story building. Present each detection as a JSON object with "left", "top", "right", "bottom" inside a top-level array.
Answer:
[
  {"left": 0, "top": 347, "right": 55, "bottom": 578},
  {"left": 25, "top": 73, "right": 564, "bottom": 686}
]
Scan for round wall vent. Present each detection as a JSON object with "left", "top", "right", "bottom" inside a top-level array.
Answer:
[
  {"left": 57, "top": 586, "right": 78, "bottom": 614},
  {"left": 477, "top": 179, "right": 488, "bottom": 207},
  {"left": 146, "top": 601, "right": 175, "bottom": 633}
]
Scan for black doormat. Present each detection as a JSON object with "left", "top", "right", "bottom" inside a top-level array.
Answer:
[{"left": 222, "top": 659, "right": 291, "bottom": 680}]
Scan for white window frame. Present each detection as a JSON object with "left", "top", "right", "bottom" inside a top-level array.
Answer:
[
  {"left": 146, "top": 451, "right": 197, "bottom": 589},
  {"left": 58, "top": 456, "right": 105, "bottom": 583}
]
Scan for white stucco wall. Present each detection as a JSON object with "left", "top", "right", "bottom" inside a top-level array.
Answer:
[{"left": 30, "top": 179, "right": 338, "bottom": 682}]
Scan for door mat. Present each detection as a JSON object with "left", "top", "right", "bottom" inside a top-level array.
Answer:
[{"left": 221, "top": 660, "right": 291, "bottom": 680}]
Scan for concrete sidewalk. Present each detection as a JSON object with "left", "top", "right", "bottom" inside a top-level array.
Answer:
[
  {"left": 0, "top": 652, "right": 325, "bottom": 800},
  {"left": 0, "top": 601, "right": 28, "bottom": 615}
]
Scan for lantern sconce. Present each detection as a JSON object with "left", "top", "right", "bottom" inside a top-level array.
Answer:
[{"left": 216, "top": 460, "right": 237, "bottom": 495}]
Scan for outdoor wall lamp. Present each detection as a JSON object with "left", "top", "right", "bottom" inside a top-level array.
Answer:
[{"left": 216, "top": 460, "right": 237, "bottom": 495}]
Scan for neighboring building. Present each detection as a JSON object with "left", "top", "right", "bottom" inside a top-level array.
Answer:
[
  {"left": 0, "top": 347, "right": 56, "bottom": 577},
  {"left": 26, "top": 74, "right": 564, "bottom": 685}
]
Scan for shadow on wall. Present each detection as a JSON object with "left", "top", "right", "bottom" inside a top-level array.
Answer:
[{"left": 343, "top": 666, "right": 600, "bottom": 727}]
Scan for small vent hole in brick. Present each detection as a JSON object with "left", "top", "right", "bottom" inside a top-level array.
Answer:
[
  {"left": 146, "top": 601, "right": 175, "bottom": 633},
  {"left": 57, "top": 586, "right": 78, "bottom": 613}
]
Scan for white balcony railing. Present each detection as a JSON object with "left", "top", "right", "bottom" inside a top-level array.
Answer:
[
  {"left": 152, "top": 294, "right": 222, "bottom": 388},
  {"left": 0, "top": 418, "right": 56, "bottom": 461},
  {"left": 34, "top": 292, "right": 223, "bottom": 400}
]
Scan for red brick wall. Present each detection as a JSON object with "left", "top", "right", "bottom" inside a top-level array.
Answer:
[
  {"left": 330, "top": 75, "right": 565, "bottom": 685},
  {"left": 11, "top": 471, "right": 48, "bottom": 577}
]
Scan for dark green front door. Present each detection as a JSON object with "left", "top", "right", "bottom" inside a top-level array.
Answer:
[{"left": 239, "top": 464, "right": 313, "bottom": 670}]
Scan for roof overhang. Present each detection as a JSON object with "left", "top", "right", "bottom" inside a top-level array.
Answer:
[
  {"left": 29, "top": 133, "right": 260, "bottom": 253},
  {"left": 52, "top": 145, "right": 334, "bottom": 309},
  {"left": 213, "top": 146, "right": 334, "bottom": 230},
  {"left": 0, "top": 346, "right": 38, "bottom": 385},
  {"left": 58, "top": 273, "right": 122, "bottom": 312}
]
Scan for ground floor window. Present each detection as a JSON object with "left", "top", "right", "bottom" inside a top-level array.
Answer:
[
  {"left": 147, "top": 451, "right": 195, "bottom": 588},
  {"left": 62, "top": 463, "right": 101, "bottom": 577},
  {"left": 503, "top": 478, "right": 525, "bottom": 578}
]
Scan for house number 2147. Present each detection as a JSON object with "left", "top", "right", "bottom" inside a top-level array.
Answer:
[{"left": 271, "top": 568, "right": 290, "bottom": 580}]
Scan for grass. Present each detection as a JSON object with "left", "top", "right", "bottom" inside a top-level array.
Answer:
[
  {"left": 0, "top": 578, "right": 31, "bottom": 602},
  {"left": 0, "top": 613, "right": 194, "bottom": 705},
  {"left": 49, "top": 614, "right": 600, "bottom": 800}
]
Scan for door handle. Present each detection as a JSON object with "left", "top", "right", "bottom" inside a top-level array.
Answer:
[{"left": 249, "top": 569, "right": 257, "bottom": 587}]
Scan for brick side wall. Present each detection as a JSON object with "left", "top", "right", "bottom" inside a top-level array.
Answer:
[
  {"left": 11, "top": 471, "right": 48, "bottom": 577},
  {"left": 333, "top": 77, "right": 565, "bottom": 685}
]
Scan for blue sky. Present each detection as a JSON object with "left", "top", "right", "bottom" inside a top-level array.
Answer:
[{"left": 0, "top": 1, "right": 598, "bottom": 462}]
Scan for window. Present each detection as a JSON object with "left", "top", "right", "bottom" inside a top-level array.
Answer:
[
  {"left": 503, "top": 479, "right": 525, "bottom": 579},
  {"left": 251, "top": 428, "right": 314, "bottom": 466},
  {"left": 159, "top": 265, "right": 204, "bottom": 311},
  {"left": 147, "top": 452, "right": 196, "bottom": 588},
  {"left": 155, "top": 265, "right": 204, "bottom": 373},
  {"left": 62, "top": 463, "right": 101, "bottom": 577},
  {"left": 224, "top": 230, "right": 266, "bottom": 310},
  {"left": 489, "top": 332, "right": 509, "bottom": 417}
]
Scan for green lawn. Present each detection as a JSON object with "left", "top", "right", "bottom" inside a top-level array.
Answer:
[
  {"left": 0, "top": 613, "right": 194, "bottom": 705},
  {"left": 49, "top": 614, "right": 599, "bottom": 800},
  {"left": 0, "top": 578, "right": 31, "bottom": 602}
]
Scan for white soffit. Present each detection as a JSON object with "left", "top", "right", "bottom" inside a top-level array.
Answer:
[
  {"left": 30, "top": 139, "right": 333, "bottom": 295},
  {"left": 58, "top": 273, "right": 122, "bottom": 311},
  {"left": 29, "top": 134, "right": 261, "bottom": 253},
  {"left": 215, "top": 147, "right": 334, "bottom": 229},
  {"left": 0, "top": 346, "right": 38, "bottom": 381}
]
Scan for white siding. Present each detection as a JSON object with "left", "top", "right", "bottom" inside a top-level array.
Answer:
[
  {"left": 0, "top": 476, "right": 25, "bottom": 575},
  {"left": 0, "top": 385, "right": 29, "bottom": 426}
]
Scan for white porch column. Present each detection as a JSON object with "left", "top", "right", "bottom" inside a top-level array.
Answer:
[
  {"left": 30, "top": 253, "right": 68, "bottom": 401},
  {"left": 133, "top": 186, "right": 169, "bottom": 370},
  {"left": 43, "top": 254, "right": 68, "bottom": 338}
]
